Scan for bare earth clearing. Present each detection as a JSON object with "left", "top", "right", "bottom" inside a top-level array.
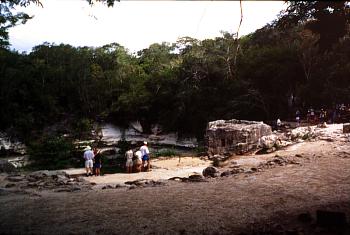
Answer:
[{"left": 0, "top": 124, "right": 350, "bottom": 234}]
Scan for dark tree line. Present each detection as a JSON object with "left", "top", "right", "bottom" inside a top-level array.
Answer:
[{"left": 1, "top": 1, "right": 349, "bottom": 141}]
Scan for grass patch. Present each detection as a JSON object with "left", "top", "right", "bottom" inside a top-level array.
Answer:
[{"left": 154, "top": 148, "right": 178, "bottom": 158}]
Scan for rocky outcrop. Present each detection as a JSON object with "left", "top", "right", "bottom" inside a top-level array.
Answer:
[
  {"left": 206, "top": 119, "right": 272, "bottom": 156},
  {"left": 1, "top": 170, "right": 93, "bottom": 193},
  {"left": 202, "top": 166, "right": 220, "bottom": 177},
  {"left": 0, "top": 132, "right": 26, "bottom": 156},
  {"left": 100, "top": 123, "right": 198, "bottom": 149},
  {"left": 0, "top": 160, "right": 17, "bottom": 173},
  {"left": 259, "top": 134, "right": 280, "bottom": 149},
  {"left": 290, "top": 126, "right": 316, "bottom": 140}
]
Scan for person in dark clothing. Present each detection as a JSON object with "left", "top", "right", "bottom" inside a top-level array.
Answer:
[{"left": 93, "top": 148, "right": 102, "bottom": 176}]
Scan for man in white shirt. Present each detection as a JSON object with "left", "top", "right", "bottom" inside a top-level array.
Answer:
[
  {"left": 83, "top": 146, "right": 94, "bottom": 176},
  {"left": 140, "top": 141, "right": 150, "bottom": 171}
]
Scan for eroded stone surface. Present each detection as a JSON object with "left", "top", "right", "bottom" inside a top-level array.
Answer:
[
  {"left": 206, "top": 119, "right": 272, "bottom": 156},
  {"left": 343, "top": 123, "right": 350, "bottom": 133}
]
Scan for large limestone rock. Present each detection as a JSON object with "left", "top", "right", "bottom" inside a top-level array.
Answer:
[
  {"left": 0, "top": 160, "right": 17, "bottom": 173},
  {"left": 206, "top": 119, "right": 272, "bottom": 156}
]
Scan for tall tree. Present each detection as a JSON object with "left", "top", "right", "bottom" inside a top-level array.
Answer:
[
  {"left": 0, "top": 0, "right": 42, "bottom": 48},
  {"left": 277, "top": 1, "right": 350, "bottom": 52}
]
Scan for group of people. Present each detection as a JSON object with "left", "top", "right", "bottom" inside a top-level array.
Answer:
[
  {"left": 125, "top": 141, "right": 151, "bottom": 173},
  {"left": 82, "top": 141, "right": 151, "bottom": 177},
  {"left": 83, "top": 146, "right": 102, "bottom": 176},
  {"left": 294, "top": 104, "right": 350, "bottom": 125}
]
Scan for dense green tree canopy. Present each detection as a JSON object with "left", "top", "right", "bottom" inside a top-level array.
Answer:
[
  {"left": 277, "top": 1, "right": 350, "bottom": 51},
  {"left": 1, "top": 0, "right": 350, "bottom": 142}
]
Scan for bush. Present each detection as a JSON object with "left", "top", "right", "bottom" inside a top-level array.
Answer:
[
  {"left": 154, "top": 148, "right": 178, "bottom": 157},
  {"left": 116, "top": 139, "right": 132, "bottom": 155},
  {"left": 28, "top": 136, "right": 76, "bottom": 170},
  {"left": 73, "top": 118, "right": 93, "bottom": 138}
]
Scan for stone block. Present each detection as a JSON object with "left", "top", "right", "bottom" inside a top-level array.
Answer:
[{"left": 206, "top": 119, "right": 272, "bottom": 156}]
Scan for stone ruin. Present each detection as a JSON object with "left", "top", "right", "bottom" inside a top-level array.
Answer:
[{"left": 206, "top": 119, "right": 272, "bottom": 157}]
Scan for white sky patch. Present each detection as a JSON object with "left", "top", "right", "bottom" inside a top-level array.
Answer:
[{"left": 9, "top": 0, "right": 287, "bottom": 53}]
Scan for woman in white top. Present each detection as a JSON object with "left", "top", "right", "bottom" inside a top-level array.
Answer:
[
  {"left": 133, "top": 150, "right": 142, "bottom": 173},
  {"left": 125, "top": 149, "right": 133, "bottom": 173}
]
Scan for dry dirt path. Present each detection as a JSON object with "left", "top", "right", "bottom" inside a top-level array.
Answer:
[{"left": 0, "top": 125, "right": 350, "bottom": 235}]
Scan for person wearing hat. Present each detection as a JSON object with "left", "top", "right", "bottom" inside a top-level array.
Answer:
[
  {"left": 140, "top": 141, "right": 150, "bottom": 171},
  {"left": 83, "top": 146, "right": 94, "bottom": 176}
]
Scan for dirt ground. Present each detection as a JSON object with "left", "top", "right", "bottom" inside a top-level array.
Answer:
[{"left": 0, "top": 124, "right": 350, "bottom": 234}]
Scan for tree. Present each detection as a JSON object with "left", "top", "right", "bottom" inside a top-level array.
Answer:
[
  {"left": 277, "top": 1, "right": 350, "bottom": 52},
  {"left": 0, "top": 0, "right": 42, "bottom": 48}
]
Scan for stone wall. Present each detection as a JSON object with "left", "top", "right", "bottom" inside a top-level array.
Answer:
[{"left": 206, "top": 119, "right": 272, "bottom": 156}]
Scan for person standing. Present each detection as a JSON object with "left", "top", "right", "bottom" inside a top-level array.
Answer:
[
  {"left": 93, "top": 147, "right": 102, "bottom": 176},
  {"left": 125, "top": 149, "right": 133, "bottom": 173},
  {"left": 295, "top": 109, "right": 301, "bottom": 126},
  {"left": 83, "top": 146, "right": 94, "bottom": 176},
  {"left": 133, "top": 150, "right": 142, "bottom": 173},
  {"left": 140, "top": 141, "right": 150, "bottom": 172}
]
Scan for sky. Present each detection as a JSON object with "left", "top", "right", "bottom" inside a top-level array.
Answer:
[{"left": 9, "top": 0, "right": 287, "bottom": 53}]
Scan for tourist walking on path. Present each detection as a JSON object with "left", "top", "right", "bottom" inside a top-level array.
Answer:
[
  {"left": 125, "top": 149, "right": 133, "bottom": 173},
  {"left": 140, "top": 141, "right": 151, "bottom": 171},
  {"left": 83, "top": 146, "right": 94, "bottom": 176},
  {"left": 93, "top": 147, "right": 102, "bottom": 176}
]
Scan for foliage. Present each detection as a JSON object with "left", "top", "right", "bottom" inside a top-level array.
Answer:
[
  {"left": 116, "top": 138, "right": 132, "bottom": 155},
  {"left": 73, "top": 118, "right": 93, "bottom": 138},
  {"left": 1, "top": 2, "right": 350, "bottom": 145},
  {"left": 154, "top": 148, "right": 178, "bottom": 158},
  {"left": 0, "top": 0, "right": 42, "bottom": 48},
  {"left": 277, "top": 1, "right": 350, "bottom": 52},
  {"left": 28, "top": 136, "right": 76, "bottom": 170}
]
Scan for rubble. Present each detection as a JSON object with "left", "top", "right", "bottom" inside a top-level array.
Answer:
[
  {"left": 1, "top": 170, "right": 92, "bottom": 193},
  {"left": 125, "top": 179, "right": 167, "bottom": 188},
  {"left": 257, "top": 155, "right": 301, "bottom": 169},
  {"left": 202, "top": 166, "right": 220, "bottom": 178},
  {"left": 168, "top": 175, "right": 207, "bottom": 183},
  {"left": 290, "top": 126, "right": 317, "bottom": 141}
]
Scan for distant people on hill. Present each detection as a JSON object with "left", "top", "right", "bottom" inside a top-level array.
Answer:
[
  {"left": 307, "top": 108, "right": 315, "bottom": 124},
  {"left": 93, "top": 147, "right": 102, "bottom": 176},
  {"left": 140, "top": 141, "right": 151, "bottom": 172},
  {"left": 83, "top": 146, "right": 94, "bottom": 176},
  {"left": 331, "top": 108, "right": 337, "bottom": 123},
  {"left": 133, "top": 150, "right": 142, "bottom": 173},
  {"left": 125, "top": 149, "right": 133, "bottom": 174},
  {"left": 295, "top": 109, "right": 301, "bottom": 126},
  {"left": 319, "top": 109, "right": 327, "bottom": 123},
  {"left": 276, "top": 119, "right": 282, "bottom": 128}
]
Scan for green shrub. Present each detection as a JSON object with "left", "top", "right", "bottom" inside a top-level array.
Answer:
[
  {"left": 154, "top": 148, "right": 178, "bottom": 157},
  {"left": 117, "top": 139, "right": 132, "bottom": 155},
  {"left": 73, "top": 118, "right": 93, "bottom": 138},
  {"left": 28, "top": 136, "right": 76, "bottom": 170},
  {"left": 194, "top": 145, "right": 207, "bottom": 156}
]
